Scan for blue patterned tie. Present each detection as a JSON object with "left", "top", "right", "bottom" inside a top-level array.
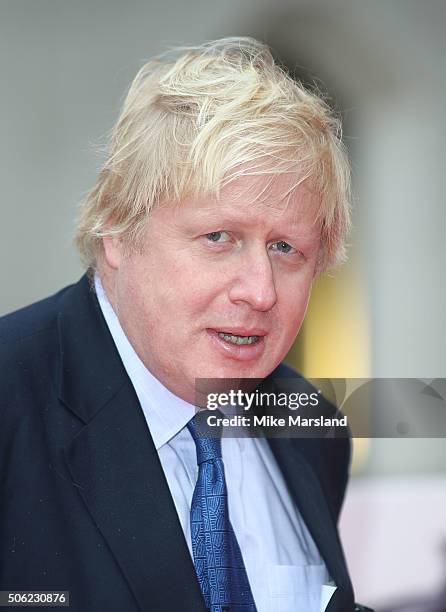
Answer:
[{"left": 187, "top": 413, "right": 257, "bottom": 612}]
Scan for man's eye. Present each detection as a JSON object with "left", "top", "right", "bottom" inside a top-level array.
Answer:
[
  {"left": 270, "top": 240, "right": 296, "bottom": 254},
  {"left": 206, "top": 231, "right": 230, "bottom": 243}
]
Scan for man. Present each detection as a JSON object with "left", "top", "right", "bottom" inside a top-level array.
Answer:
[{"left": 0, "top": 38, "right": 371, "bottom": 611}]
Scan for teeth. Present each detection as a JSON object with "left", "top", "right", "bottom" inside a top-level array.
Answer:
[{"left": 218, "top": 332, "right": 259, "bottom": 345}]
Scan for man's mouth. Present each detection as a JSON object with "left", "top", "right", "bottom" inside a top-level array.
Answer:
[
  {"left": 217, "top": 332, "right": 260, "bottom": 345},
  {"left": 206, "top": 328, "right": 267, "bottom": 361}
]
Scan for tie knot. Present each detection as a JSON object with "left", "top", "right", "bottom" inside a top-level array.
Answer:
[{"left": 187, "top": 412, "right": 222, "bottom": 465}]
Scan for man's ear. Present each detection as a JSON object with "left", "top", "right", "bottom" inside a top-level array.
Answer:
[{"left": 102, "top": 235, "right": 122, "bottom": 270}]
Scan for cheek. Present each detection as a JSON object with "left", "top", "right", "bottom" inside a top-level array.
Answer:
[
  {"left": 124, "top": 255, "right": 217, "bottom": 333},
  {"left": 166, "top": 259, "right": 223, "bottom": 314},
  {"left": 115, "top": 258, "right": 162, "bottom": 332},
  {"left": 277, "top": 277, "right": 313, "bottom": 336}
]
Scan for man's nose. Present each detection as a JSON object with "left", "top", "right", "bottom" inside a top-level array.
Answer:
[{"left": 228, "top": 248, "right": 277, "bottom": 312}]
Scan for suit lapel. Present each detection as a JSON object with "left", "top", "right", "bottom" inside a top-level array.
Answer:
[
  {"left": 260, "top": 369, "right": 354, "bottom": 610},
  {"left": 259, "top": 365, "right": 353, "bottom": 612},
  {"left": 64, "top": 382, "right": 206, "bottom": 611},
  {"left": 267, "top": 437, "right": 353, "bottom": 610},
  {"left": 57, "top": 275, "right": 206, "bottom": 612}
]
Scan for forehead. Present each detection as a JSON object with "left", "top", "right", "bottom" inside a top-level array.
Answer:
[{"left": 174, "top": 172, "right": 321, "bottom": 229}]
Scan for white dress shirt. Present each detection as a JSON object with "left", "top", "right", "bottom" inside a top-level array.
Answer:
[{"left": 95, "top": 274, "right": 335, "bottom": 612}]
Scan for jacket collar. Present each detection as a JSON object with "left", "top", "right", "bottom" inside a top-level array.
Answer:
[{"left": 57, "top": 273, "right": 128, "bottom": 424}]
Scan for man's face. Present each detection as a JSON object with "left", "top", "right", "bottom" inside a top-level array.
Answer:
[{"left": 102, "top": 172, "right": 322, "bottom": 403}]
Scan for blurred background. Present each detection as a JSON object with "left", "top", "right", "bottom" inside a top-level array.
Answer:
[{"left": 1, "top": 0, "right": 445, "bottom": 609}]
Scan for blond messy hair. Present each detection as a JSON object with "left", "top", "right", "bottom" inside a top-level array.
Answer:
[{"left": 75, "top": 37, "right": 351, "bottom": 272}]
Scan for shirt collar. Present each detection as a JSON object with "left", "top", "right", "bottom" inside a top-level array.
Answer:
[{"left": 94, "top": 273, "right": 196, "bottom": 450}]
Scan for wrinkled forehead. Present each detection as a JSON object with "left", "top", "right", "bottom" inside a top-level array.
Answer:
[
  {"left": 185, "top": 170, "right": 323, "bottom": 229},
  {"left": 223, "top": 170, "right": 318, "bottom": 209}
]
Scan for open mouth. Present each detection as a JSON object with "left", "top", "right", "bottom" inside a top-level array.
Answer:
[
  {"left": 207, "top": 328, "right": 266, "bottom": 362},
  {"left": 217, "top": 332, "right": 260, "bottom": 346}
]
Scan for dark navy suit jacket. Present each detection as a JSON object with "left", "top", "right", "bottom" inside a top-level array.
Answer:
[{"left": 0, "top": 274, "right": 369, "bottom": 611}]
